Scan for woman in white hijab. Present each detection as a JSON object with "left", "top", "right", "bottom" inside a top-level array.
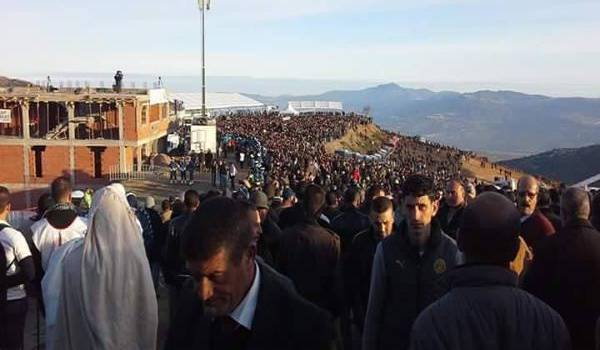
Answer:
[{"left": 46, "top": 183, "right": 158, "bottom": 350}]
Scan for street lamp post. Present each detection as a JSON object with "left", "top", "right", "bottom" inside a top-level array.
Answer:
[{"left": 198, "top": 0, "right": 210, "bottom": 119}]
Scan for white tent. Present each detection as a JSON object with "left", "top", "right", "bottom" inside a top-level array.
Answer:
[
  {"left": 169, "top": 92, "right": 265, "bottom": 118},
  {"left": 283, "top": 101, "right": 344, "bottom": 115}
]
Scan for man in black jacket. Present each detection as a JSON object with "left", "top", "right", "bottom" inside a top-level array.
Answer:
[
  {"left": 277, "top": 184, "right": 342, "bottom": 319},
  {"left": 362, "top": 175, "right": 460, "bottom": 350},
  {"left": 523, "top": 187, "right": 600, "bottom": 350},
  {"left": 250, "top": 191, "right": 282, "bottom": 266},
  {"left": 436, "top": 179, "right": 466, "bottom": 239},
  {"left": 346, "top": 196, "right": 396, "bottom": 332},
  {"left": 163, "top": 189, "right": 200, "bottom": 323},
  {"left": 164, "top": 196, "right": 335, "bottom": 350},
  {"left": 410, "top": 192, "right": 569, "bottom": 350},
  {"left": 322, "top": 191, "right": 342, "bottom": 222},
  {"left": 331, "top": 188, "right": 371, "bottom": 255}
]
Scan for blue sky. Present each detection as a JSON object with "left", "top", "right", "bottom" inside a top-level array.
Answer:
[{"left": 2, "top": 0, "right": 600, "bottom": 96}]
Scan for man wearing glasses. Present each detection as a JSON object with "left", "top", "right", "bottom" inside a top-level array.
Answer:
[{"left": 517, "top": 175, "right": 555, "bottom": 253}]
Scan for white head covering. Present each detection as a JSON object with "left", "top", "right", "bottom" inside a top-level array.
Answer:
[
  {"left": 53, "top": 184, "right": 158, "bottom": 349},
  {"left": 145, "top": 196, "right": 156, "bottom": 209}
]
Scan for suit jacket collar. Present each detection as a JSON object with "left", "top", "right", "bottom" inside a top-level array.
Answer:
[
  {"left": 247, "top": 260, "right": 293, "bottom": 348},
  {"left": 181, "top": 260, "right": 297, "bottom": 349},
  {"left": 230, "top": 261, "right": 261, "bottom": 330}
]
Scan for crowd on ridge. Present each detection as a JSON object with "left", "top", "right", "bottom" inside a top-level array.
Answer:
[
  {"left": 218, "top": 114, "right": 474, "bottom": 196},
  {"left": 1, "top": 112, "right": 600, "bottom": 350}
]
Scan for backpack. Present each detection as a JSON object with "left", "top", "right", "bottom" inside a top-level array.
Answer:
[{"left": 0, "top": 223, "right": 12, "bottom": 316}]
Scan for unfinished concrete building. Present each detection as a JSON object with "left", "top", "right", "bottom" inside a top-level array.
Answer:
[{"left": 0, "top": 86, "right": 171, "bottom": 208}]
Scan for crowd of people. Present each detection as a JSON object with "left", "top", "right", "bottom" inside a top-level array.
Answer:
[
  {"left": 1, "top": 113, "right": 600, "bottom": 350},
  {"left": 217, "top": 114, "right": 473, "bottom": 199}
]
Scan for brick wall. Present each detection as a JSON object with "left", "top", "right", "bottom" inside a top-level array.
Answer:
[
  {"left": 138, "top": 116, "right": 169, "bottom": 142},
  {"left": 74, "top": 146, "right": 121, "bottom": 182},
  {"left": 122, "top": 101, "right": 169, "bottom": 144},
  {"left": 29, "top": 145, "right": 70, "bottom": 184},
  {"left": 0, "top": 145, "right": 24, "bottom": 183},
  {"left": 102, "top": 146, "right": 120, "bottom": 176},
  {"left": 123, "top": 102, "right": 138, "bottom": 141}
]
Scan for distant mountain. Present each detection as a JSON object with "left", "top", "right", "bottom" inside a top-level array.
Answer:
[
  {"left": 0, "top": 76, "right": 32, "bottom": 87},
  {"left": 245, "top": 83, "right": 600, "bottom": 158},
  {"left": 501, "top": 144, "right": 600, "bottom": 185}
]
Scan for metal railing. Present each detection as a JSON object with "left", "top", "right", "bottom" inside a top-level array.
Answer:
[{"left": 108, "top": 164, "right": 166, "bottom": 182}]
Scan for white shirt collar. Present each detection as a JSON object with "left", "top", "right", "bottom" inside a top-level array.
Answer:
[
  {"left": 520, "top": 215, "right": 531, "bottom": 223},
  {"left": 229, "top": 261, "right": 261, "bottom": 330}
]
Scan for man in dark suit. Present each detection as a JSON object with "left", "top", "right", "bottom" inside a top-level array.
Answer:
[
  {"left": 517, "top": 175, "right": 555, "bottom": 253},
  {"left": 436, "top": 179, "right": 466, "bottom": 239},
  {"left": 277, "top": 184, "right": 342, "bottom": 318},
  {"left": 523, "top": 187, "right": 600, "bottom": 350},
  {"left": 346, "top": 197, "right": 397, "bottom": 332},
  {"left": 164, "top": 196, "right": 335, "bottom": 350},
  {"left": 331, "top": 188, "right": 371, "bottom": 255}
]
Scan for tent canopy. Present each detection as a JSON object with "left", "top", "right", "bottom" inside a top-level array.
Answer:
[
  {"left": 284, "top": 101, "right": 343, "bottom": 115},
  {"left": 169, "top": 92, "right": 265, "bottom": 111}
]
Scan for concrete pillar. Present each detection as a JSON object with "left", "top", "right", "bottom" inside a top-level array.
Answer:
[
  {"left": 21, "top": 101, "right": 30, "bottom": 139},
  {"left": 67, "top": 102, "right": 75, "bottom": 140},
  {"left": 117, "top": 102, "right": 126, "bottom": 173},
  {"left": 136, "top": 146, "right": 142, "bottom": 172},
  {"left": 20, "top": 100, "right": 31, "bottom": 207},
  {"left": 67, "top": 102, "right": 75, "bottom": 182}
]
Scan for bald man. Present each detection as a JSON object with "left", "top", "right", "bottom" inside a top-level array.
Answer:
[
  {"left": 517, "top": 176, "right": 555, "bottom": 252},
  {"left": 410, "top": 192, "right": 570, "bottom": 350},
  {"left": 436, "top": 180, "right": 467, "bottom": 239},
  {"left": 524, "top": 187, "right": 600, "bottom": 350}
]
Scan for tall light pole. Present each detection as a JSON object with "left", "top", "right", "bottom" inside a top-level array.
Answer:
[{"left": 198, "top": 0, "right": 210, "bottom": 119}]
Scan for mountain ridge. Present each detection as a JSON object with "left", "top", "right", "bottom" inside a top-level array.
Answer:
[
  {"left": 501, "top": 144, "right": 600, "bottom": 185},
  {"left": 245, "top": 83, "right": 600, "bottom": 158}
]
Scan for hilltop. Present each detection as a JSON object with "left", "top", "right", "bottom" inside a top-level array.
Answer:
[
  {"left": 0, "top": 75, "right": 33, "bottom": 87},
  {"left": 324, "top": 122, "right": 527, "bottom": 185}
]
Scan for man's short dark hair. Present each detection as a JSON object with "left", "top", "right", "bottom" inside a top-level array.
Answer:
[
  {"left": 184, "top": 189, "right": 200, "bottom": 209},
  {"left": 325, "top": 191, "right": 338, "bottom": 206},
  {"left": 161, "top": 199, "right": 172, "bottom": 211},
  {"left": 37, "top": 193, "right": 54, "bottom": 217},
  {"left": 401, "top": 175, "right": 436, "bottom": 200},
  {"left": 172, "top": 199, "right": 185, "bottom": 217},
  {"left": 0, "top": 186, "right": 10, "bottom": 213},
  {"left": 200, "top": 190, "right": 221, "bottom": 202},
  {"left": 303, "top": 184, "right": 325, "bottom": 217},
  {"left": 343, "top": 188, "right": 360, "bottom": 205},
  {"left": 366, "top": 185, "right": 385, "bottom": 200},
  {"left": 50, "top": 176, "right": 72, "bottom": 202},
  {"left": 537, "top": 188, "right": 551, "bottom": 209},
  {"left": 182, "top": 197, "right": 254, "bottom": 264},
  {"left": 371, "top": 196, "right": 393, "bottom": 214}
]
